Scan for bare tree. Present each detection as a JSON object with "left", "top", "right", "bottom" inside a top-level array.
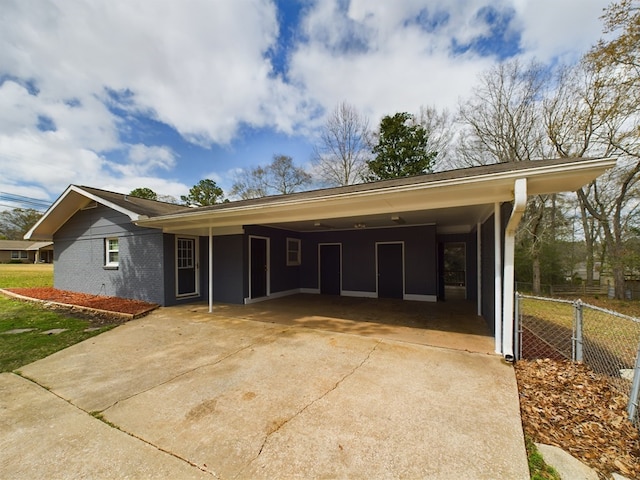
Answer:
[
  {"left": 267, "top": 155, "right": 312, "bottom": 194},
  {"left": 415, "top": 105, "right": 454, "bottom": 171},
  {"left": 231, "top": 155, "right": 312, "bottom": 199},
  {"left": 544, "top": 26, "right": 640, "bottom": 299},
  {"left": 456, "top": 59, "right": 555, "bottom": 294},
  {"left": 544, "top": 62, "right": 614, "bottom": 287},
  {"left": 312, "top": 102, "right": 371, "bottom": 186},
  {"left": 457, "top": 60, "right": 550, "bottom": 166},
  {"left": 230, "top": 166, "right": 269, "bottom": 200}
]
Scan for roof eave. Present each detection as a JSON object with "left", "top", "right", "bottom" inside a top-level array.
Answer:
[
  {"left": 25, "top": 185, "right": 143, "bottom": 241},
  {"left": 136, "top": 158, "right": 616, "bottom": 232}
]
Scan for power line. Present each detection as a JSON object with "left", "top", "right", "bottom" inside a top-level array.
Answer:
[
  {"left": 0, "top": 203, "right": 46, "bottom": 212},
  {"left": 0, "top": 191, "right": 50, "bottom": 204},
  {"left": 0, "top": 191, "right": 50, "bottom": 210}
]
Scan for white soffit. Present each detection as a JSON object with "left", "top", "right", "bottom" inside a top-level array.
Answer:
[{"left": 137, "top": 158, "right": 615, "bottom": 233}]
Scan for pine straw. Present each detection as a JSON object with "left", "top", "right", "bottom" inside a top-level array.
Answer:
[
  {"left": 6, "top": 287, "right": 157, "bottom": 316},
  {"left": 515, "top": 359, "right": 640, "bottom": 479}
]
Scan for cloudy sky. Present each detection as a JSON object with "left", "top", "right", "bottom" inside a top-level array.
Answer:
[{"left": 0, "top": 0, "right": 611, "bottom": 207}]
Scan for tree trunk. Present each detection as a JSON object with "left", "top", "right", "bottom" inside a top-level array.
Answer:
[
  {"left": 613, "top": 265, "right": 626, "bottom": 300},
  {"left": 579, "top": 201, "right": 595, "bottom": 286},
  {"left": 532, "top": 254, "right": 541, "bottom": 295}
]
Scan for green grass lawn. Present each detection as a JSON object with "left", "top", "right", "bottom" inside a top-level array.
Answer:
[
  {"left": 0, "top": 264, "right": 114, "bottom": 372},
  {"left": 0, "top": 263, "right": 54, "bottom": 288},
  {"left": 520, "top": 296, "right": 640, "bottom": 362}
]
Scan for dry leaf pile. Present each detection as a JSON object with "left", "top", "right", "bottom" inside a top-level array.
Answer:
[{"left": 516, "top": 359, "right": 640, "bottom": 479}]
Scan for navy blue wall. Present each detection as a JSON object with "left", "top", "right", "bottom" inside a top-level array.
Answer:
[
  {"left": 244, "top": 226, "right": 301, "bottom": 297},
  {"left": 300, "top": 225, "right": 437, "bottom": 297},
  {"left": 212, "top": 235, "right": 244, "bottom": 304}
]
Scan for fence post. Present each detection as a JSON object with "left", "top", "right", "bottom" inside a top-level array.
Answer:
[
  {"left": 573, "top": 300, "right": 584, "bottom": 362},
  {"left": 514, "top": 292, "right": 520, "bottom": 361},
  {"left": 627, "top": 340, "right": 640, "bottom": 422}
]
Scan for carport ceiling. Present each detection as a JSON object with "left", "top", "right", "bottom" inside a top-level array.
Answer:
[{"left": 264, "top": 203, "right": 495, "bottom": 233}]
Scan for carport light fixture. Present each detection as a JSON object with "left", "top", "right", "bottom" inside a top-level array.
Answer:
[
  {"left": 391, "top": 215, "right": 405, "bottom": 224},
  {"left": 354, "top": 223, "right": 366, "bottom": 229}
]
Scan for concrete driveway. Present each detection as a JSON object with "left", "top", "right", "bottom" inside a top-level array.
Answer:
[{"left": 1, "top": 303, "right": 529, "bottom": 479}]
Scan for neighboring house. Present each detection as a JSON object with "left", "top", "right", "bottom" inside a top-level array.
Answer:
[
  {"left": 0, "top": 239, "right": 53, "bottom": 263},
  {"left": 26, "top": 157, "right": 615, "bottom": 359}
]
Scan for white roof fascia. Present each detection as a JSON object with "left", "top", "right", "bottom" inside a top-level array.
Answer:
[
  {"left": 25, "top": 185, "right": 142, "bottom": 240},
  {"left": 136, "top": 158, "right": 616, "bottom": 231}
]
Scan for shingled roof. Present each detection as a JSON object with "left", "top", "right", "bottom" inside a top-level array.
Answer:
[{"left": 77, "top": 186, "right": 188, "bottom": 217}]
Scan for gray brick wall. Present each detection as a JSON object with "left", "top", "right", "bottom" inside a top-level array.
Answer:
[{"left": 53, "top": 205, "right": 166, "bottom": 305}]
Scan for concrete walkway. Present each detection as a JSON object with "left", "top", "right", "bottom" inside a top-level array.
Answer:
[{"left": 1, "top": 304, "right": 529, "bottom": 479}]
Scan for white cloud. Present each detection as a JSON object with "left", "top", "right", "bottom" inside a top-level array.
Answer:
[
  {"left": 513, "top": 0, "right": 609, "bottom": 63},
  {"left": 118, "top": 144, "right": 177, "bottom": 175},
  {"left": 287, "top": 0, "right": 611, "bottom": 128},
  {"left": 0, "top": 0, "right": 613, "bottom": 203},
  {"left": 0, "top": 0, "right": 308, "bottom": 146}
]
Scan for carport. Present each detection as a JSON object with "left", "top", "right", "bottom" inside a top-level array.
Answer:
[
  {"left": 184, "top": 293, "right": 495, "bottom": 354},
  {"left": 137, "top": 157, "right": 615, "bottom": 359}
]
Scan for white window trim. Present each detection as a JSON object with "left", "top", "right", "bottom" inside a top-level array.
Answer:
[
  {"left": 105, "top": 237, "right": 119, "bottom": 267},
  {"left": 286, "top": 237, "right": 301, "bottom": 266}
]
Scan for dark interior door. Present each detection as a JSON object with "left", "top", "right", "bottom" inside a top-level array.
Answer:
[
  {"left": 320, "top": 244, "right": 341, "bottom": 295},
  {"left": 250, "top": 238, "right": 267, "bottom": 298},
  {"left": 378, "top": 243, "right": 403, "bottom": 299}
]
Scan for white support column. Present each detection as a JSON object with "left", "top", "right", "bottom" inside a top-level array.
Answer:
[
  {"left": 502, "top": 178, "right": 527, "bottom": 361},
  {"left": 477, "top": 222, "right": 482, "bottom": 316},
  {"left": 494, "top": 202, "right": 502, "bottom": 354},
  {"left": 208, "top": 227, "right": 213, "bottom": 313}
]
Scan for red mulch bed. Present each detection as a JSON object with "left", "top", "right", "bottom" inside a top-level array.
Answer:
[{"left": 6, "top": 287, "right": 157, "bottom": 316}]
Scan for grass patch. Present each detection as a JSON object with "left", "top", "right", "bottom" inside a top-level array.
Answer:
[
  {"left": 90, "top": 411, "right": 121, "bottom": 430},
  {"left": 520, "top": 296, "right": 640, "bottom": 363},
  {"left": 0, "top": 263, "right": 53, "bottom": 288},
  {"left": 0, "top": 295, "right": 114, "bottom": 372},
  {"left": 525, "top": 437, "right": 561, "bottom": 480}
]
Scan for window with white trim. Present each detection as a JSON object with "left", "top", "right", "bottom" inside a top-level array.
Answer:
[
  {"left": 105, "top": 238, "right": 119, "bottom": 267},
  {"left": 11, "top": 251, "right": 27, "bottom": 259},
  {"left": 286, "top": 238, "right": 301, "bottom": 266}
]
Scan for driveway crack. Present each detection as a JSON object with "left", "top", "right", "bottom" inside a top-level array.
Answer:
[
  {"left": 234, "top": 339, "right": 382, "bottom": 479},
  {"left": 13, "top": 372, "right": 219, "bottom": 477}
]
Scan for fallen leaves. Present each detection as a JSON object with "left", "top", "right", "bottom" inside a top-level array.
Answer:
[{"left": 516, "top": 358, "right": 640, "bottom": 479}]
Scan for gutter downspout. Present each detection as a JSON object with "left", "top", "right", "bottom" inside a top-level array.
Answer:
[{"left": 502, "top": 178, "right": 527, "bottom": 361}]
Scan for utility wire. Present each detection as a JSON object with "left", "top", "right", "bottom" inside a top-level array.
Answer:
[
  {"left": 0, "top": 191, "right": 50, "bottom": 210},
  {"left": 0, "top": 191, "right": 50, "bottom": 204}
]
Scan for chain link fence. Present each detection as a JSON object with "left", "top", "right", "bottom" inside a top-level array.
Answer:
[{"left": 516, "top": 293, "right": 640, "bottom": 427}]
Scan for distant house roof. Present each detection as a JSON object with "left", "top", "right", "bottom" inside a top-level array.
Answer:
[{"left": 0, "top": 240, "right": 53, "bottom": 251}]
